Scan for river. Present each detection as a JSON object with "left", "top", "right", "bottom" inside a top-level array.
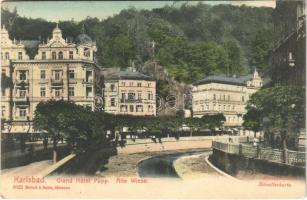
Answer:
[{"left": 137, "top": 150, "right": 211, "bottom": 178}]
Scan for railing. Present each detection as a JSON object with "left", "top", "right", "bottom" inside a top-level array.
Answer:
[
  {"left": 50, "top": 79, "right": 63, "bottom": 85},
  {"left": 15, "top": 79, "right": 29, "bottom": 85},
  {"left": 14, "top": 96, "right": 29, "bottom": 102},
  {"left": 212, "top": 141, "right": 305, "bottom": 167}
]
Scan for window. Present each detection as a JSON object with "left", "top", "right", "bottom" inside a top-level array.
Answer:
[
  {"left": 228, "top": 95, "right": 230, "bottom": 101},
  {"left": 5, "top": 52, "right": 9, "bottom": 60},
  {"left": 69, "top": 51, "right": 73, "bottom": 60},
  {"left": 55, "top": 89, "right": 61, "bottom": 97},
  {"left": 19, "top": 108, "right": 27, "bottom": 118},
  {"left": 213, "top": 94, "right": 216, "bottom": 100},
  {"left": 223, "top": 95, "right": 226, "bottom": 100},
  {"left": 54, "top": 71, "right": 60, "bottom": 80},
  {"left": 148, "top": 92, "right": 153, "bottom": 100},
  {"left": 223, "top": 105, "right": 226, "bottom": 110},
  {"left": 58, "top": 51, "right": 63, "bottom": 59},
  {"left": 120, "top": 105, "right": 127, "bottom": 112},
  {"left": 121, "top": 93, "right": 125, "bottom": 100},
  {"left": 83, "top": 48, "right": 90, "bottom": 57},
  {"left": 110, "top": 98, "right": 115, "bottom": 107},
  {"left": 19, "top": 90, "right": 26, "bottom": 97},
  {"left": 69, "top": 70, "right": 75, "bottom": 79},
  {"left": 138, "top": 93, "right": 142, "bottom": 100},
  {"left": 233, "top": 105, "right": 235, "bottom": 110},
  {"left": 40, "top": 87, "right": 46, "bottom": 97},
  {"left": 18, "top": 52, "right": 22, "bottom": 60},
  {"left": 129, "top": 105, "right": 134, "bottom": 112},
  {"left": 1, "top": 53, "right": 3, "bottom": 60},
  {"left": 110, "top": 84, "right": 115, "bottom": 92},
  {"left": 2, "top": 69, "right": 6, "bottom": 77},
  {"left": 42, "top": 52, "right": 46, "bottom": 60},
  {"left": 1, "top": 106, "right": 5, "bottom": 117},
  {"left": 242, "top": 96, "right": 245, "bottom": 102},
  {"left": 137, "top": 105, "right": 143, "bottom": 112},
  {"left": 137, "top": 82, "right": 141, "bottom": 87},
  {"left": 2, "top": 89, "right": 5, "bottom": 96},
  {"left": 129, "top": 82, "right": 133, "bottom": 87},
  {"left": 19, "top": 71, "right": 27, "bottom": 81},
  {"left": 68, "top": 87, "right": 74, "bottom": 96},
  {"left": 40, "top": 70, "right": 46, "bottom": 80},
  {"left": 52, "top": 52, "right": 57, "bottom": 59},
  {"left": 121, "top": 82, "right": 125, "bottom": 86},
  {"left": 128, "top": 93, "right": 135, "bottom": 100},
  {"left": 148, "top": 83, "right": 151, "bottom": 87}
]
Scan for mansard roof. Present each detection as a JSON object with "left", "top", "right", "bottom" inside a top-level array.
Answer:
[
  {"left": 193, "top": 74, "right": 250, "bottom": 86},
  {"left": 101, "top": 67, "right": 154, "bottom": 81}
]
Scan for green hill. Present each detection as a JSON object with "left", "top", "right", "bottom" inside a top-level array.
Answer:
[{"left": 1, "top": 3, "right": 273, "bottom": 83}]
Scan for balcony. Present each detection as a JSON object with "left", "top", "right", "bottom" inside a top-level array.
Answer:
[
  {"left": 14, "top": 96, "right": 30, "bottom": 104},
  {"left": 14, "top": 116, "right": 29, "bottom": 121},
  {"left": 51, "top": 79, "right": 63, "bottom": 86},
  {"left": 14, "top": 96, "right": 29, "bottom": 103},
  {"left": 15, "top": 79, "right": 29, "bottom": 86},
  {"left": 83, "top": 78, "right": 93, "bottom": 84},
  {"left": 120, "top": 98, "right": 143, "bottom": 103}
]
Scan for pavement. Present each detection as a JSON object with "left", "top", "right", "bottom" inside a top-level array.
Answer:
[{"left": 0, "top": 160, "right": 53, "bottom": 177}]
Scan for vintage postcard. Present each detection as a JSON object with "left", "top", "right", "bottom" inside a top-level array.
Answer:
[{"left": 0, "top": 0, "right": 306, "bottom": 198}]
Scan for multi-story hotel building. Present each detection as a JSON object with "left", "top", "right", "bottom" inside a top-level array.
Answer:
[
  {"left": 192, "top": 69, "right": 262, "bottom": 127},
  {"left": 1, "top": 25, "right": 100, "bottom": 134},
  {"left": 102, "top": 68, "right": 156, "bottom": 116}
]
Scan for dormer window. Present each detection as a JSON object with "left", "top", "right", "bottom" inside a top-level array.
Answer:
[
  {"left": 83, "top": 48, "right": 90, "bottom": 57},
  {"left": 69, "top": 51, "right": 73, "bottom": 60},
  {"left": 18, "top": 52, "right": 22, "bottom": 60},
  {"left": 58, "top": 51, "right": 63, "bottom": 60},
  {"left": 52, "top": 52, "right": 56, "bottom": 60},
  {"left": 42, "top": 52, "right": 46, "bottom": 60}
]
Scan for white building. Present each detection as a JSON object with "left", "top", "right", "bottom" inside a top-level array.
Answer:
[
  {"left": 192, "top": 69, "right": 262, "bottom": 127},
  {"left": 102, "top": 68, "right": 156, "bottom": 116}
]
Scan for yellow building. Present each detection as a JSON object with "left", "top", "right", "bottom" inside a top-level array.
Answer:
[
  {"left": 102, "top": 68, "right": 156, "bottom": 116},
  {"left": 1, "top": 25, "right": 100, "bottom": 134},
  {"left": 192, "top": 70, "right": 262, "bottom": 127}
]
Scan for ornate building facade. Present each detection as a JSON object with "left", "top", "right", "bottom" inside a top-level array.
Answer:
[
  {"left": 102, "top": 68, "right": 156, "bottom": 116},
  {"left": 192, "top": 70, "right": 262, "bottom": 127},
  {"left": 1, "top": 25, "right": 100, "bottom": 134}
]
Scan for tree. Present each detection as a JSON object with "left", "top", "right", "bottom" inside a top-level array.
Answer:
[
  {"left": 33, "top": 100, "right": 85, "bottom": 163},
  {"left": 250, "top": 30, "right": 273, "bottom": 71},
  {"left": 243, "top": 107, "right": 261, "bottom": 137},
  {"left": 243, "top": 85, "right": 305, "bottom": 150}
]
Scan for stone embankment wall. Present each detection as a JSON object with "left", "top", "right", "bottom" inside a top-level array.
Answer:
[{"left": 210, "top": 149, "right": 305, "bottom": 178}]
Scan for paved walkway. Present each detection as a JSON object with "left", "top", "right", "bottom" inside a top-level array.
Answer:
[{"left": 0, "top": 160, "right": 53, "bottom": 177}]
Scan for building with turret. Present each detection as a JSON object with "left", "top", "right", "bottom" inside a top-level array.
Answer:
[
  {"left": 192, "top": 70, "right": 262, "bottom": 127},
  {"left": 1, "top": 25, "right": 101, "bottom": 134}
]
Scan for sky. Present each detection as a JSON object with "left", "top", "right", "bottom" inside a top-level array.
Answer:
[{"left": 2, "top": 1, "right": 276, "bottom": 22}]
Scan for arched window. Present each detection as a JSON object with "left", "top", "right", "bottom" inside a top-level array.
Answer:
[
  {"left": 58, "top": 51, "right": 63, "bottom": 60},
  {"left": 52, "top": 52, "right": 57, "bottom": 59}
]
